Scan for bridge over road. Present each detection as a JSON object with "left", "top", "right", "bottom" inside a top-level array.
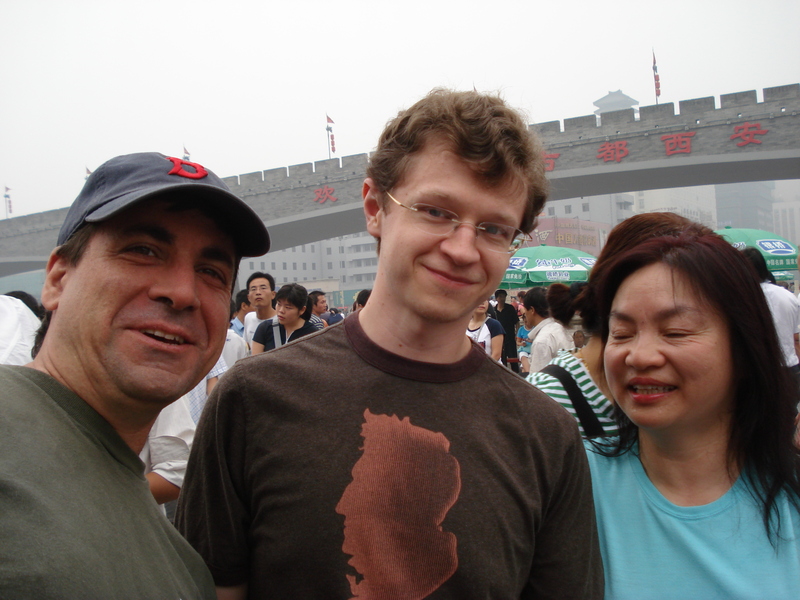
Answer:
[{"left": 1, "top": 83, "right": 798, "bottom": 278}]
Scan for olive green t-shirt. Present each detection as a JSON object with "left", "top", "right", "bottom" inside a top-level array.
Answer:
[{"left": 0, "top": 365, "right": 215, "bottom": 600}]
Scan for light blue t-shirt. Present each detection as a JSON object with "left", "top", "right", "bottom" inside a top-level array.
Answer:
[
  {"left": 585, "top": 441, "right": 800, "bottom": 600},
  {"left": 516, "top": 324, "right": 532, "bottom": 355}
]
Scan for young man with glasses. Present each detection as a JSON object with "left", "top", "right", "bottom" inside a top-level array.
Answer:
[
  {"left": 178, "top": 90, "right": 603, "bottom": 599},
  {"left": 243, "top": 271, "right": 276, "bottom": 348}
]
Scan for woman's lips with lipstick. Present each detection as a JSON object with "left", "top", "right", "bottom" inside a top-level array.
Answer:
[{"left": 627, "top": 378, "right": 676, "bottom": 403}]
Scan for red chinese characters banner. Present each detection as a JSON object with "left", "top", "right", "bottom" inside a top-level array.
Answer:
[
  {"left": 313, "top": 185, "right": 337, "bottom": 204},
  {"left": 730, "top": 122, "right": 768, "bottom": 146},
  {"left": 661, "top": 132, "right": 696, "bottom": 156},
  {"left": 597, "top": 141, "right": 629, "bottom": 163}
]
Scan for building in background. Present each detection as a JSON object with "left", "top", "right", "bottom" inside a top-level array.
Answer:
[
  {"left": 633, "top": 186, "right": 717, "bottom": 229},
  {"left": 715, "top": 181, "right": 776, "bottom": 231},
  {"left": 530, "top": 217, "right": 610, "bottom": 256},
  {"left": 593, "top": 90, "right": 639, "bottom": 116},
  {"left": 544, "top": 193, "right": 635, "bottom": 228}
]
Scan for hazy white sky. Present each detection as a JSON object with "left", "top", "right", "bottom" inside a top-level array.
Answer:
[{"left": 1, "top": 0, "right": 798, "bottom": 217}]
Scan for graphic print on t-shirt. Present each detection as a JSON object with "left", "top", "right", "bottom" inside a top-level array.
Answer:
[
  {"left": 466, "top": 326, "right": 487, "bottom": 350},
  {"left": 335, "top": 409, "right": 461, "bottom": 599}
]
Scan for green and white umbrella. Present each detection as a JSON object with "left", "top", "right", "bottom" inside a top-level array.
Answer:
[
  {"left": 714, "top": 227, "right": 798, "bottom": 272},
  {"left": 500, "top": 245, "right": 597, "bottom": 288}
]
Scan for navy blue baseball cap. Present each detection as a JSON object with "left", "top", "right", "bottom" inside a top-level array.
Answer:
[{"left": 58, "top": 152, "right": 270, "bottom": 257}]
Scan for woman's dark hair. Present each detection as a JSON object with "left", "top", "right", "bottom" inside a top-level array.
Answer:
[
  {"left": 741, "top": 246, "right": 777, "bottom": 284},
  {"left": 355, "top": 289, "right": 371, "bottom": 309},
  {"left": 545, "top": 283, "right": 581, "bottom": 327},
  {"left": 592, "top": 232, "right": 800, "bottom": 541},
  {"left": 522, "top": 287, "right": 548, "bottom": 317},
  {"left": 274, "top": 283, "right": 312, "bottom": 321},
  {"left": 577, "top": 212, "right": 713, "bottom": 335}
]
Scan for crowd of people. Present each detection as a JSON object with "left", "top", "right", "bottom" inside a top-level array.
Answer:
[{"left": 1, "top": 88, "right": 799, "bottom": 600}]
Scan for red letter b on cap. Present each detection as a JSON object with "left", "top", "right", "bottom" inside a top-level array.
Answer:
[{"left": 166, "top": 156, "right": 208, "bottom": 180}]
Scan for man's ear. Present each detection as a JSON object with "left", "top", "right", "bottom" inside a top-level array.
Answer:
[
  {"left": 40, "top": 249, "right": 71, "bottom": 312},
  {"left": 363, "top": 178, "right": 383, "bottom": 238}
]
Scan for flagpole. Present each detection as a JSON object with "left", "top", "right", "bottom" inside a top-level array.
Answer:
[{"left": 652, "top": 49, "right": 661, "bottom": 106}]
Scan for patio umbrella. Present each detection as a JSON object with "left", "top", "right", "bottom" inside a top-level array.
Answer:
[
  {"left": 714, "top": 227, "right": 798, "bottom": 272},
  {"left": 500, "top": 245, "right": 597, "bottom": 288}
]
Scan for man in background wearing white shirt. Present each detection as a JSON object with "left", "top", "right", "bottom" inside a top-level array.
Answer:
[{"left": 243, "top": 272, "right": 276, "bottom": 348}]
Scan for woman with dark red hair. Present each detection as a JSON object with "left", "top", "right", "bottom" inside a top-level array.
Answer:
[
  {"left": 529, "top": 212, "right": 709, "bottom": 438},
  {"left": 587, "top": 231, "right": 800, "bottom": 598}
]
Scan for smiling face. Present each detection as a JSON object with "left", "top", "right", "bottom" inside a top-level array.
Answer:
[
  {"left": 604, "top": 262, "right": 736, "bottom": 440},
  {"left": 364, "top": 138, "right": 527, "bottom": 328},
  {"left": 37, "top": 200, "right": 236, "bottom": 413}
]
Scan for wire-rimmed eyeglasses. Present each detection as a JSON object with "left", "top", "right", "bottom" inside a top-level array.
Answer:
[{"left": 385, "top": 191, "right": 530, "bottom": 254}]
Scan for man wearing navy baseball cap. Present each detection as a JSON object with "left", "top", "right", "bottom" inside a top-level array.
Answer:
[{"left": 0, "top": 153, "right": 269, "bottom": 599}]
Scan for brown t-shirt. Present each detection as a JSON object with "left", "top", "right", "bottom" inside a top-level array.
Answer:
[{"left": 176, "top": 313, "right": 603, "bottom": 599}]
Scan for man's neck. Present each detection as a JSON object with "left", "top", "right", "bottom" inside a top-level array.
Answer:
[
  {"left": 256, "top": 305, "right": 275, "bottom": 320},
  {"left": 359, "top": 302, "right": 472, "bottom": 364},
  {"left": 31, "top": 349, "right": 157, "bottom": 454}
]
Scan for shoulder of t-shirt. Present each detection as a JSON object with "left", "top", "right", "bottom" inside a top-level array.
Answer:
[
  {"left": 492, "top": 363, "right": 579, "bottom": 423},
  {"left": 485, "top": 317, "right": 505, "bottom": 336},
  {"left": 252, "top": 318, "right": 277, "bottom": 343}
]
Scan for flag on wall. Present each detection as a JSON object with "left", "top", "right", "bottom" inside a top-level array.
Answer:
[
  {"left": 652, "top": 51, "right": 661, "bottom": 102},
  {"left": 326, "top": 115, "right": 336, "bottom": 156}
]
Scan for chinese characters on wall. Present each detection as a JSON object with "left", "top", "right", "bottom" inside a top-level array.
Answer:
[
  {"left": 312, "top": 185, "right": 337, "bottom": 204},
  {"left": 542, "top": 122, "right": 770, "bottom": 171}
]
